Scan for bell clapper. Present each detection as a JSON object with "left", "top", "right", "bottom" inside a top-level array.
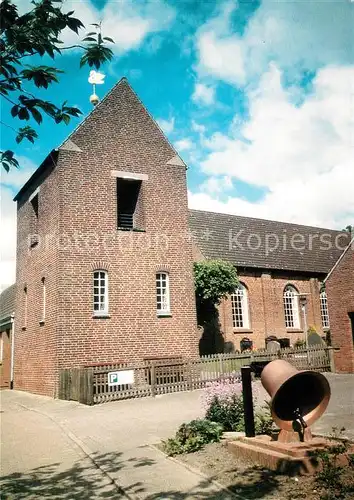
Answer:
[{"left": 293, "top": 408, "right": 308, "bottom": 442}]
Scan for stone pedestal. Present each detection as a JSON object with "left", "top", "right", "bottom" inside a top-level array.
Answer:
[{"left": 227, "top": 435, "right": 330, "bottom": 475}]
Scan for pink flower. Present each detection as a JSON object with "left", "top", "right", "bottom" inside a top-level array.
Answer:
[{"left": 201, "top": 373, "right": 261, "bottom": 410}]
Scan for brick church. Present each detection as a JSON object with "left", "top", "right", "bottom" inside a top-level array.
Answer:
[{"left": 0, "top": 78, "right": 353, "bottom": 396}]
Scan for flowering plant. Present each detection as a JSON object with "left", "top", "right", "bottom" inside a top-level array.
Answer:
[{"left": 202, "top": 374, "right": 272, "bottom": 434}]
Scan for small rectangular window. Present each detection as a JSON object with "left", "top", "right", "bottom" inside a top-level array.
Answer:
[
  {"left": 93, "top": 270, "right": 108, "bottom": 315},
  {"left": 29, "top": 193, "right": 39, "bottom": 247},
  {"left": 117, "top": 179, "right": 144, "bottom": 230},
  {"left": 156, "top": 272, "right": 170, "bottom": 316}
]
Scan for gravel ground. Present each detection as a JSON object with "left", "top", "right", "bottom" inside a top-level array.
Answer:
[{"left": 176, "top": 442, "right": 353, "bottom": 500}]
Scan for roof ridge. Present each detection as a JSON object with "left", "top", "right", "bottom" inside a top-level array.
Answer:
[
  {"left": 324, "top": 236, "right": 354, "bottom": 282},
  {"left": 188, "top": 208, "right": 344, "bottom": 233},
  {"left": 56, "top": 76, "right": 128, "bottom": 150}
]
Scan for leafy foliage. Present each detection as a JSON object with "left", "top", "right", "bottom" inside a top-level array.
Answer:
[
  {"left": 0, "top": 0, "right": 114, "bottom": 171},
  {"left": 162, "top": 419, "right": 223, "bottom": 456},
  {"left": 203, "top": 378, "right": 273, "bottom": 435},
  {"left": 1, "top": 150, "right": 19, "bottom": 172},
  {"left": 194, "top": 260, "right": 239, "bottom": 305}
]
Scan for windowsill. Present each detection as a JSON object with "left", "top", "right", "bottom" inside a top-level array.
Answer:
[
  {"left": 39, "top": 320, "right": 45, "bottom": 326},
  {"left": 117, "top": 227, "right": 146, "bottom": 232},
  {"left": 233, "top": 328, "right": 253, "bottom": 334},
  {"left": 286, "top": 328, "right": 303, "bottom": 333},
  {"left": 157, "top": 312, "right": 172, "bottom": 318},
  {"left": 93, "top": 314, "right": 111, "bottom": 319}
]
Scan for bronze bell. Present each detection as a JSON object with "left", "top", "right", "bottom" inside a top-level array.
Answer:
[{"left": 261, "top": 360, "right": 331, "bottom": 434}]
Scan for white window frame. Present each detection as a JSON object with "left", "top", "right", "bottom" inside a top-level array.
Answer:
[
  {"left": 320, "top": 291, "right": 330, "bottom": 329},
  {"left": 156, "top": 272, "right": 170, "bottom": 316},
  {"left": 93, "top": 270, "right": 109, "bottom": 316},
  {"left": 283, "top": 285, "right": 300, "bottom": 329},
  {"left": 231, "top": 283, "right": 250, "bottom": 329}
]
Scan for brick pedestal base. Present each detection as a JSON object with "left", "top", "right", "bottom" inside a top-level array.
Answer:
[{"left": 227, "top": 435, "right": 331, "bottom": 475}]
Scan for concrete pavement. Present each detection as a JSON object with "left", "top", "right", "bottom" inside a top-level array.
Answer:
[
  {"left": 1, "top": 373, "right": 353, "bottom": 499},
  {"left": 1, "top": 390, "right": 236, "bottom": 499}
]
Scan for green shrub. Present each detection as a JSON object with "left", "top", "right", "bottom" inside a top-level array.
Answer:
[
  {"left": 254, "top": 405, "right": 274, "bottom": 435},
  {"left": 205, "top": 394, "right": 245, "bottom": 432},
  {"left": 311, "top": 427, "right": 354, "bottom": 499},
  {"left": 162, "top": 419, "right": 223, "bottom": 456},
  {"left": 205, "top": 394, "right": 273, "bottom": 435}
]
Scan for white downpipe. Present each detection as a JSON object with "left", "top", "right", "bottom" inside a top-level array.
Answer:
[{"left": 10, "top": 313, "right": 15, "bottom": 389}]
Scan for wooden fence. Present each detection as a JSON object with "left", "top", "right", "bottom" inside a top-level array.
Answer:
[{"left": 58, "top": 345, "right": 335, "bottom": 405}]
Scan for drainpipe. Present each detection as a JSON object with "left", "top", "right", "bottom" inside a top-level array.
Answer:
[{"left": 10, "top": 313, "right": 15, "bottom": 389}]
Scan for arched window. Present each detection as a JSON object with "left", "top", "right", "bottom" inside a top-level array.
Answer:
[
  {"left": 320, "top": 291, "right": 330, "bottom": 329},
  {"left": 156, "top": 272, "right": 170, "bottom": 315},
  {"left": 93, "top": 270, "right": 108, "bottom": 315},
  {"left": 231, "top": 283, "right": 250, "bottom": 328},
  {"left": 283, "top": 285, "right": 300, "bottom": 328}
]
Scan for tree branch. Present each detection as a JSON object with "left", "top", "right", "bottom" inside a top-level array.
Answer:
[
  {"left": 1, "top": 93, "right": 17, "bottom": 106},
  {"left": 0, "top": 120, "right": 18, "bottom": 133}
]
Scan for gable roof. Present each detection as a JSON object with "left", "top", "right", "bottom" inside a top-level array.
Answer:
[
  {"left": 14, "top": 77, "right": 186, "bottom": 202},
  {"left": 324, "top": 236, "right": 354, "bottom": 282},
  {"left": 0, "top": 284, "right": 16, "bottom": 323},
  {"left": 189, "top": 209, "right": 350, "bottom": 275}
]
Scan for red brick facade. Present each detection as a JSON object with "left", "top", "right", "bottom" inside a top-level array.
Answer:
[
  {"left": 14, "top": 79, "right": 199, "bottom": 397},
  {"left": 326, "top": 245, "right": 354, "bottom": 373},
  {"left": 219, "top": 272, "right": 324, "bottom": 352}
]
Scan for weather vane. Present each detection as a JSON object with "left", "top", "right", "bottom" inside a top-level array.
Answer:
[{"left": 88, "top": 70, "right": 105, "bottom": 106}]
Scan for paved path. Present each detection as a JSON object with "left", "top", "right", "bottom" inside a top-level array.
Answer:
[{"left": 1, "top": 373, "right": 353, "bottom": 499}]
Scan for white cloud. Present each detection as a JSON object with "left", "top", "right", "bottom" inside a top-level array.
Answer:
[
  {"left": 0, "top": 187, "right": 17, "bottom": 290},
  {"left": 157, "top": 116, "right": 175, "bottom": 135},
  {"left": 0, "top": 156, "right": 37, "bottom": 290},
  {"left": 17, "top": 0, "right": 175, "bottom": 54},
  {"left": 191, "top": 64, "right": 354, "bottom": 229},
  {"left": 195, "top": 0, "right": 353, "bottom": 85},
  {"left": 63, "top": 0, "right": 175, "bottom": 53},
  {"left": 191, "top": 120, "right": 206, "bottom": 134},
  {"left": 196, "top": 30, "right": 245, "bottom": 85},
  {"left": 192, "top": 82, "right": 215, "bottom": 106},
  {"left": 1, "top": 156, "right": 37, "bottom": 190},
  {"left": 199, "top": 176, "right": 233, "bottom": 195},
  {"left": 175, "top": 138, "right": 193, "bottom": 151}
]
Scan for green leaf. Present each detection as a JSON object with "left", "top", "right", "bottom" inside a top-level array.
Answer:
[
  {"left": 29, "top": 107, "right": 43, "bottom": 124},
  {"left": 103, "top": 37, "right": 114, "bottom": 43},
  {"left": 1, "top": 149, "right": 19, "bottom": 172},
  {"left": 18, "top": 107, "right": 30, "bottom": 120}
]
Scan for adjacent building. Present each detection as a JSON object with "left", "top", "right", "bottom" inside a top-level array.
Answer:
[
  {"left": 1, "top": 77, "right": 352, "bottom": 398},
  {"left": 325, "top": 239, "right": 354, "bottom": 373}
]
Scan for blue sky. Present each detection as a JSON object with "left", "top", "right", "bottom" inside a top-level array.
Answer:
[{"left": 1, "top": 0, "right": 354, "bottom": 288}]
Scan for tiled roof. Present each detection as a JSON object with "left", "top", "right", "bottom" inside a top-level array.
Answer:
[
  {"left": 189, "top": 209, "right": 349, "bottom": 274},
  {"left": 0, "top": 284, "right": 16, "bottom": 321}
]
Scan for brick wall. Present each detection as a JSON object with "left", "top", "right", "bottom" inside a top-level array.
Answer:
[
  {"left": 14, "top": 159, "right": 60, "bottom": 396},
  {"left": 219, "top": 271, "right": 325, "bottom": 352},
  {"left": 326, "top": 246, "right": 354, "bottom": 373}
]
